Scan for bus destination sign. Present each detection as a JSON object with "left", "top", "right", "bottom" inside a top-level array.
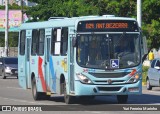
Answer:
[
  {"left": 86, "top": 23, "right": 128, "bottom": 29},
  {"left": 77, "top": 20, "right": 139, "bottom": 32}
]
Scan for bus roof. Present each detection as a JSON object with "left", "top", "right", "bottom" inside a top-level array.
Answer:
[{"left": 20, "top": 15, "right": 137, "bottom": 30}]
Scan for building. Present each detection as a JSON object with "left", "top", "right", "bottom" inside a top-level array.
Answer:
[{"left": 0, "top": 0, "right": 37, "bottom": 7}]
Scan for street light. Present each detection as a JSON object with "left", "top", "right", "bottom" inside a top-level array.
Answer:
[
  {"left": 137, "top": 0, "right": 142, "bottom": 28},
  {"left": 4, "top": 0, "right": 9, "bottom": 57},
  {"left": 21, "top": 0, "right": 24, "bottom": 23}
]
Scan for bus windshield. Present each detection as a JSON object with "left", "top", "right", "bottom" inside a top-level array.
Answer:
[{"left": 76, "top": 33, "right": 140, "bottom": 69}]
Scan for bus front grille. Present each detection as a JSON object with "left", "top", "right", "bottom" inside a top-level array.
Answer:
[
  {"left": 89, "top": 72, "right": 129, "bottom": 78},
  {"left": 98, "top": 87, "right": 121, "bottom": 92}
]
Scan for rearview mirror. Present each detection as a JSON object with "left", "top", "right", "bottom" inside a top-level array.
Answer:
[{"left": 142, "top": 54, "right": 148, "bottom": 63}]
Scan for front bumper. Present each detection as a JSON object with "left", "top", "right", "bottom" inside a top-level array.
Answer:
[
  {"left": 74, "top": 80, "right": 142, "bottom": 96},
  {"left": 5, "top": 70, "right": 18, "bottom": 77}
]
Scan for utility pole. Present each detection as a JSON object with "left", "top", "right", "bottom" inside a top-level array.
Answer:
[
  {"left": 4, "top": 0, "right": 9, "bottom": 57},
  {"left": 137, "top": 0, "right": 142, "bottom": 28},
  {"left": 21, "top": 0, "right": 24, "bottom": 23}
]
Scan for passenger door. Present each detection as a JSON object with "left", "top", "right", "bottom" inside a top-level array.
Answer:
[
  {"left": 44, "top": 28, "right": 52, "bottom": 93},
  {"left": 68, "top": 27, "right": 75, "bottom": 92},
  {"left": 18, "top": 30, "right": 27, "bottom": 89},
  {"left": 26, "top": 30, "right": 32, "bottom": 88},
  {"left": 37, "top": 29, "right": 47, "bottom": 92}
]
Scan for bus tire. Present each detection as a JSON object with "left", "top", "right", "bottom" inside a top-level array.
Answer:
[
  {"left": 31, "top": 77, "right": 43, "bottom": 100},
  {"left": 64, "top": 81, "right": 73, "bottom": 104},
  {"left": 117, "top": 95, "right": 128, "bottom": 104},
  {"left": 146, "top": 78, "right": 152, "bottom": 90}
]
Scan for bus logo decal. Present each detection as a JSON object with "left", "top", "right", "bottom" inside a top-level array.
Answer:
[
  {"left": 108, "top": 79, "right": 112, "bottom": 84},
  {"left": 49, "top": 56, "right": 56, "bottom": 92},
  {"left": 38, "top": 57, "right": 47, "bottom": 92}
]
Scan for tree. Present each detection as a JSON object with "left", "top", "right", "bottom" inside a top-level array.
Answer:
[
  {"left": 26, "top": 0, "right": 99, "bottom": 21},
  {"left": 142, "top": 0, "right": 160, "bottom": 50}
]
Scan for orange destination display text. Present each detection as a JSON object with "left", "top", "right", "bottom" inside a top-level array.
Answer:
[{"left": 86, "top": 23, "right": 128, "bottom": 29}]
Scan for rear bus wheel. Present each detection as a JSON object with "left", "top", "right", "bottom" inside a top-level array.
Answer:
[
  {"left": 64, "top": 81, "right": 74, "bottom": 104},
  {"left": 31, "top": 78, "right": 42, "bottom": 100},
  {"left": 31, "top": 77, "right": 50, "bottom": 100}
]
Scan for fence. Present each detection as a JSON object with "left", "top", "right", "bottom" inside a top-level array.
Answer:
[{"left": 0, "top": 47, "right": 18, "bottom": 57}]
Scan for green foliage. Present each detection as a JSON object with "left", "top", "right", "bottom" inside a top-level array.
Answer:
[
  {"left": 142, "top": 19, "right": 160, "bottom": 49},
  {"left": 0, "top": 3, "right": 26, "bottom": 10},
  {"left": 142, "top": 0, "right": 160, "bottom": 49},
  {"left": 142, "top": 66, "right": 149, "bottom": 83},
  {"left": 0, "top": 32, "right": 18, "bottom": 47},
  {"left": 26, "top": 0, "right": 138, "bottom": 21},
  {"left": 26, "top": 0, "right": 99, "bottom": 22}
]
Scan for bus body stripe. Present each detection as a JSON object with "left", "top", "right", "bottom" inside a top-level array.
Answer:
[
  {"left": 49, "top": 56, "right": 56, "bottom": 92},
  {"left": 38, "top": 57, "right": 46, "bottom": 92}
]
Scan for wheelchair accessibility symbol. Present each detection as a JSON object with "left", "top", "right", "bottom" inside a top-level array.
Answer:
[{"left": 110, "top": 59, "right": 119, "bottom": 68}]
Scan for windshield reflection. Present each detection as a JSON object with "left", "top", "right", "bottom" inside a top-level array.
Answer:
[{"left": 76, "top": 33, "right": 140, "bottom": 69}]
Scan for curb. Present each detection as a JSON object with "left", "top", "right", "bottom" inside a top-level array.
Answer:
[{"left": 142, "top": 82, "right": 146, "bottom": 86}]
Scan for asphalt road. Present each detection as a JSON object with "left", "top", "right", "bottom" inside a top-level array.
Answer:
[{"left": 0, "top": 77, "right": 160, "bottom": 113}]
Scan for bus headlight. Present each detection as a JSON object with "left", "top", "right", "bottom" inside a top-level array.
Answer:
[
  {"left": 126, "top": 74, "right": 140, "bottom": 83},
  {"left": 76, "top": 73, "right": 92, "bottom": 84}
]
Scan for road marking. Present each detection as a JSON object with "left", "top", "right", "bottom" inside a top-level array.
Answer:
[
  {"left": 0, "top": 96, "right": 53, "bottom": 105},
  {"left": 89, "top": 111, "right": 101, "bottom": 114},
  {"left": 6, "top": 87, "right": 23, "bottom": 90}
]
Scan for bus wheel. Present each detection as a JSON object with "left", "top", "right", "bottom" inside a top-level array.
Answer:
[
  {"left": 146, "top": 78, "right": 152, "bottom": 90},
  {"left": 117, "top": 95, "right": 128, "bottom": 104},
  {"left": 31, "top": 77, "right": 42, "bottom": 100},
  {"left": 64, "top": 81, "right": 73, "bottom": 104}
]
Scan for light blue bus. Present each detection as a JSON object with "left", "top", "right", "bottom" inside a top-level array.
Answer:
[{"left": 18, "top": 15, "right": 147, "bottom": 104}]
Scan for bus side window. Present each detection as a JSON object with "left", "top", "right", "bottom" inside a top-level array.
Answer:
[
  {"left": 61, "top": 27, "right": 68, "bottom": 55},
  {"left": 31, "top": 29, "right": 38, "bottom": 55},
  {"left": 19, "top": 30, "right": 26, "bottom": 55},
  {"left": 37, "top": 29, "right": 45, "bottom": 55},
  {"left": 51, "top": 28, "right": 61, "bottom": 55},
  {"left": 51, "top": 29, "right": 56, "bottom": 55}
]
